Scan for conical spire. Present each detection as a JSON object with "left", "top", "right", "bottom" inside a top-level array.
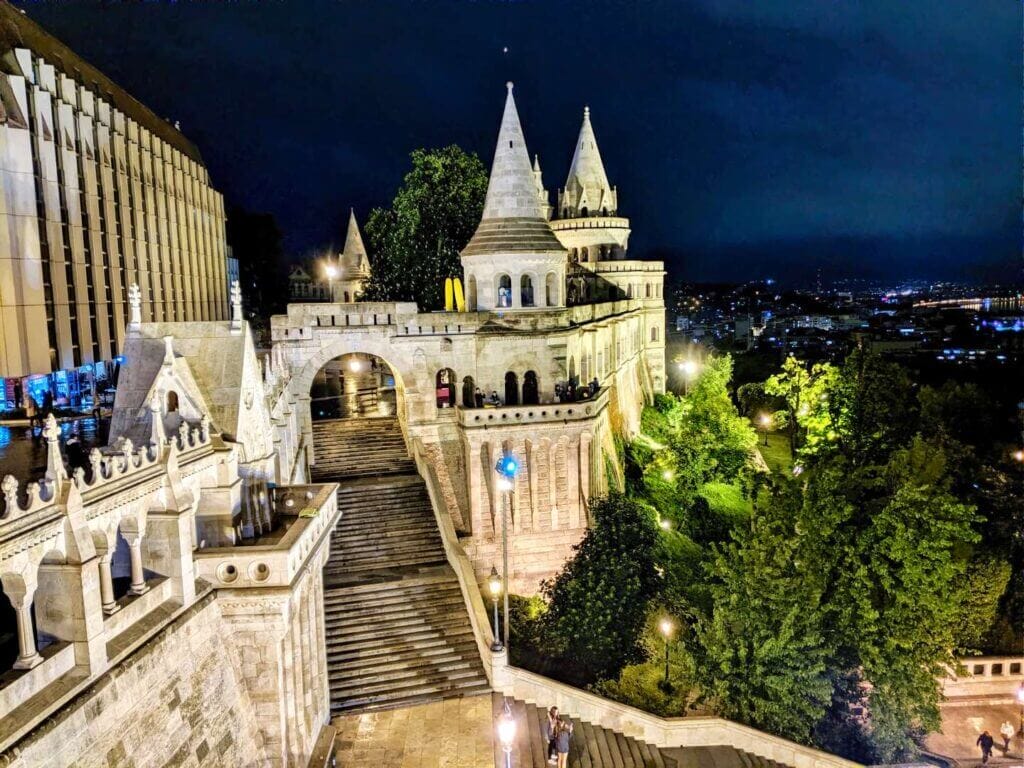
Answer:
[
  {"left": 462, "top": 84, "right": 564, "bottom": 256},
  {"left": 340, "top": 208, "right": 370, "bottom": 277},
  {"left": 562, "top": 106, "right": 616, "bottom": 217}
]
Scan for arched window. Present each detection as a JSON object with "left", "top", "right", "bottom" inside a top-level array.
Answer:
[
  {"left": 651, "top": 326, "right": 659, "bottom": 342},
  {"left": 520, "top": 274, "right": 535, "bottom": 307},
  {"left": 545, "top": 272, "right": 558, "bottom": 307},
  {"left": 645, "top": 283, "right": 652, "bottom": 298},
  {"left": 581, "top": 248, "right": 589, "bottom": 263},
  {"left": 462, "top": 376, "right": 476, "bottom": 408},
  {"left": 581, "top": 206, "right": 589, "bottom": 217},
  {"left": 601, "top": 207, "right": 608, "bottom": 216},
  {"left": 626, "top": 283, "right": 633, "bottom": 298},
  {"left": 504, "top": 372, "right": 519, "bottom": 406},
  {"left": 522, "top": 371, "right": 539, "bottom": 405},
  {"left": 435, "top": 368, "right": 456, "bottom": 408},
  {"left": 568, "top": 356, "right": 576, "bottom": 384},
  {"left": 581, "top": 355, "right": 590, "bottom": 381},
  {"left": 562, "top": 208, "right": 568, "bottom": 218},
  {"left": 497, "top": 275, "right": 512, "bottom": 308},
  {"left": 166, "top": 390, "right": 178, "bottom": 412},
  {"left": 467, "top": 275, "right": 477, "bottom": 311}
]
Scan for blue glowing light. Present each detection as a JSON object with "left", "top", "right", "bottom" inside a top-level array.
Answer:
[{"left": 496, "top": 455, "right": 518, "bottom": 478}]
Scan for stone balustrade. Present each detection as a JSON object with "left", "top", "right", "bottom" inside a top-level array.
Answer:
[
  {"left": 457, "top": 389, "right": 609, "bottom": 429},
  {"left": 590, "top": 259, "right": 666, "bottom": 274},
  {"left": 940, "top": 656, "right": 1024, "bottom": 701}
]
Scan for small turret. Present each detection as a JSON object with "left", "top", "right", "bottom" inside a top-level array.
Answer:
[
  {"left": 340, "top": 208, "right": 371, "bottom": 279},
  {"left": 533, "top": 154, "right": 553, "bottom": 221},
  {"left": 558, "top": 106, "right": 618, "bottom": 219}
]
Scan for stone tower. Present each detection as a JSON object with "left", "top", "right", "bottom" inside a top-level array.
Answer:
[
  {"left": 461, "top": 83, "right": 567, "bottom": 310},
  {"left": 551, "top": 107, "right": 631, "bottom": 263},
  {"left": 336, "top": 208, "right": 371, "bottom": 302}
]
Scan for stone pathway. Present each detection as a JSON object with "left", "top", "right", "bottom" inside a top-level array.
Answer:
[
  {"left": 925, "top": 701, "right": 1024, "bottom": 765},
  {"left": 331, "top": 694, "right": 495, "bottom": 767}
]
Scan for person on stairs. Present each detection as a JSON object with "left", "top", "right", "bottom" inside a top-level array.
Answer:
[
  {"left": 555, "top": 717, "right": 573, "bottom": 768},
  {"left": 545, "top": 706, "right": 559, "bottom": 764}
]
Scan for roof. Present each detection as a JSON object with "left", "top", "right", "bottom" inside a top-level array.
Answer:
[
  {"left": 462, "top": 83, "right": 564, "bottom": 257},
  {"left": 562, "top": 106, "right": 615, "bottom": 214},
  {"left": 340, "top": 209, "right": 371, "bottom": 278},
  {"left": 0, "top": 0, "right": 203, "bottom": 163}
]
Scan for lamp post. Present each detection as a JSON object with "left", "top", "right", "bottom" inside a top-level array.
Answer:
[
  {"left": 324, "top": 263, "right": 339, "bottom": 302},
  {"left": 495, "top": 452, "right": 518, "bottom": 650},
  {"left": 488, "top": 566, "right": 504, "bottom": 652},
  {"left": 497, "top": 699, "right": 516, "bottom": 768},
  {"left": 678, "top": 359, "right": 699, "bottom": 395},
  {"left": 759, "top": 413, "right": 771, "bottom": 446},
  {"left": 659, "top": 618, "right": 674, "bottom": 692}
]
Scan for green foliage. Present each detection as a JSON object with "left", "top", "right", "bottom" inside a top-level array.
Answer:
[
  {"left": 540, "top": 493, "right": 663, "bottom": 684},
  {"left": 361, "top": 146, "right": 487, "bottom": 310},
  {"left": 918, "top": 381, "right": 994, "bottom": 449},
  {"left": 693, "top": 491, "right": 833, "bottom": 742},
  {"left": 952, "top": 554, "right": 1012, "bottom": 654}
]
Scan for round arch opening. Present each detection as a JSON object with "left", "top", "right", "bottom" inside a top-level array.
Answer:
[{"left": 309, "top": 352, "right": 403, "bottom": 421}]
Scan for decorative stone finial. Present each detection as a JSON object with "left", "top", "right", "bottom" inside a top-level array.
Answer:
[
  {"left": 584, "top": 105, "right": 590, "bottom": 118},
  {"left": 506, "top": 81, "right": 514, "bottom": 91},
  {"left": 230, "top": 280, "right": 243, "bottom": 332},
  {"left": 89, "top": 448, "right": 103, "bottom": 479},
  {"left": 42, "top": 414, "right": 67, "bottom": 483},
  {"left": 128, "top": 283, "right": 142, "bottom": 328},
  {"left": 199, "top": 413, "right": 211, "bottom": 441},
  {"left": 2, "top": 475, "right": 18, "bottom": 511},
  {"left": 162, "top": 335, "right": 175, "bottom": 367}
]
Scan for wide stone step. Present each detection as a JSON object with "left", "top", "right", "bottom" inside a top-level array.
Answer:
[
  {"left": 332, "top": 537, "right": 443, "bottom": 557},
  {"left": 331, "top": 676, "right": 490, "bottom": 713},
  {"left": 324, "top": 614, "right": 474, "bottom": 644},
  {"left": 325, "top": 554, "right": 447, "bottom": 574},
  {"left": 326, "top": 625, "right": 475, "bottom": 654},
  {"left": 333, "top": 513, "right": 436, "bottom": 530},
  {"left": 327, "top": 637, "right": 481, "bottom": 667},
  {"left": 330, "top": 664, "right": 485, "bottom": 700},
  {"left": 324, "top": 592, "right": 465, "bottom": 617}
]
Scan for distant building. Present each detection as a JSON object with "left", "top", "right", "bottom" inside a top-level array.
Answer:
[
  {"left": 288, "top": 210, "right": 371, "bottom": 303},
  {"left": 0, "top": 1, "right": 228, "bottom": 408},
  {"left": 226, "top": 245, "right": 239, "bottom": 289}
]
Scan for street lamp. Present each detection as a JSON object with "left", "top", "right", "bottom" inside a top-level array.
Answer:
[
  {"left": 659, "top": 618, "right": 674, "bottom": 692},
  {"left": 324, "top": 262, "right": 339, "bottom": 302},
  {"left": 759, "top": 413, "right": 771, "bottom": 446},
  {"left": 497, "top": 700, "right": 516, "bottom": 768},
  {"left": 495, "top": 452, "right": 519, "bottom": 649},
  {"left": 678, "top": 360, "right": 699, "bottom": 395},
  {"left": 488, "top": 566, "right": 504, "bottom": 652},
  {"left": 1013, "top": 449, "right": 1024, "bottom": 464}
]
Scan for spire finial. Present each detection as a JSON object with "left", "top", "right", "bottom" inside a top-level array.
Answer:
[
  {"left": 584, "top": 105, "right": 590, "bottom": 118},
  {"left": 506, "top": 81, "right": 514, "bottom": 92}
]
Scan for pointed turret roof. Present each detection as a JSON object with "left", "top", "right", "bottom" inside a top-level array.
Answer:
[
  {"left": 562, "top": 106, "right": 616, "bottom": 216},
  {"left": 340, "top": 208, "right": 370, "bottom": 277},
  {"left": 462, "top": 83, "right": 565, "bottom": 257}
]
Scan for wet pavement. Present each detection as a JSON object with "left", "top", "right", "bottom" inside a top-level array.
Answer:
[{"left": 0, "top": 416, "right": 107, "bottom": 482}]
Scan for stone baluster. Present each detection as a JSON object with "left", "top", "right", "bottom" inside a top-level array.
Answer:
[
  {"left": 149, "top": 395, "right": 166, "bottom": 449},
  {"left": 121, "top": 530, "right": 149, "bottom": 596},
  {"left": 97, "top": 553, "right": 119, "bottom": 615},
  {"left": 42, "top": 414, "right": 67, "bottom": 483},
  {"left": 1, "top": 577, "right": 42, "bottom": 670}
]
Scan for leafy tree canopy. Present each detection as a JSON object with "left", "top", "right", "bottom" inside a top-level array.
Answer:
[{"left": 361, "top": 146, "right": 487, "bottom": 310}]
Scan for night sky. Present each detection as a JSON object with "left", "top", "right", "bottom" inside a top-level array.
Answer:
[{"left": 16, "top": 1, "right": 1020, "bottom": 284}]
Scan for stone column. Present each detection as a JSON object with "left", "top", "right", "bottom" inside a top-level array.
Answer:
[
  {"left": 567, "top": 435, "right": 581, "bottom": 529},
  {"left": 122, "top": 532, "right": 149, "bottom": 595},
  {"left": 467, "top": 441, "right": 483, "bottom": 538},
  {"left": 98, "top": 554, "right": 119, "bottom": 615},
  {"left": 5, "top": 583, "right": 42, "bottom": 670},
  {"left": 547, "top": 439, "right": 558, "bottom": 530},
  {"left": 579, "top": 433, "right": 592, "bottom": 519}
]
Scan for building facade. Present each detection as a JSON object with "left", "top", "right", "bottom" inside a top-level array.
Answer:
[{"left": 0, "top": 1, "right": 228, "bottom": 407}]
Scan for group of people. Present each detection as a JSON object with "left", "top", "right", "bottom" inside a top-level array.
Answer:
[
  {"left": 544, "top": 706, "right": 573, "bottom": 766},
  {"left": 23, "top": 390, "right": 53, "bottom": 432},
  {"left": 976, "top": 722, "right": 1019, "bottom": 763},
  {"left": 554, "top": 377, "right": 600, "bottom": 404}
]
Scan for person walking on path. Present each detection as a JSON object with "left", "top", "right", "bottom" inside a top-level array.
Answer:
[
  {"left": 555, "top": 717, "right": 573, "bottom": 768},
  {"left": 24, "top": 396, "right": 37, "bottom": 434},
  {"left": 978, "top": 730, "right": 995, "bottom": 763},
  {"left": 544, "top": 706, "right": 559, "bottom": 764},
  {"left": 1000, "top": 721, "right": 1015, "bottom": 751}
]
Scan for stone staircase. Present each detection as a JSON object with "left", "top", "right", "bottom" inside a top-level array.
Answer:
[
  {"left": 316, "top": 417, "right": 489, "bottom": 713},
  {"left": 496, "top": 695, "right": 790, "bottom": 768},
  {"left": 311, "top": 416, "right": 416, "bottom": 479}
]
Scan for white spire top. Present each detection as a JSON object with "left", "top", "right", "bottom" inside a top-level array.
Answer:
[
  {"left": 561, "top": 106, "right": 616, "bottom": 217},
  {"left": 462, "top": 83, "right": 564, "bottom": 256},
  {"left": 479, "top": 82, "right": 547, "bottom": 221},
  {"left": 340, "top": 208, "right": 370, "bottom": 278}
]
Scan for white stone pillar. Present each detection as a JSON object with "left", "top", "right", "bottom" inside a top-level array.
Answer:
[
  {"left": 98, "top": 554, "right": 120, "bottom": 615},
  {"left": 467, "top": 441, "right": 483, "bottom": 537},
  {"left": 547, "top": 439, "right": 558, "bottom": 530},
  {"left": 2, "top": 579, "right": 42, "bottom": 670},
  {"left": 123, "top": 532, "right": 149, "bottom": 595},
  {"left": 579, "top": 433, "right": 592, "bottom": 518},
  {"left": 568, "top": 435, "right": 581, "bottom": 529}
]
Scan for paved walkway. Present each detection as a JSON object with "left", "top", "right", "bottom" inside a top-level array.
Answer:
[
  {"left": 925, "top": 701, "right": 1023, "bottom": 766},
  {"left": 331, "top": 694, "right": 495, "bottom": 767}
]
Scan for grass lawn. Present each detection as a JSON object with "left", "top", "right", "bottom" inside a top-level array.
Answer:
[
  {"left": 758, "top": 431, "right": 794, "bottom": 476},
  {"left": 700, "top": 480, "right": 752, "bottom": 519}
]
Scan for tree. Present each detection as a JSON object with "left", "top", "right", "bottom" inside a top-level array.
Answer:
[
  {"left": 764, "top": 356, "right": 837, "bottom": 454},
  {"left": 540, "top": 493, "right": 662, "bottom": 684},
  {"left": 692, "top": 485, "right": 833, "bottom": 742},
  {"left": 361, "top": 146, "right": 487, "bottom": 310}
]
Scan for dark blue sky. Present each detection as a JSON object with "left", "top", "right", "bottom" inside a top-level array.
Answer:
[{"left": 18, "top": 1, "right": 1020, "bottom": 283}]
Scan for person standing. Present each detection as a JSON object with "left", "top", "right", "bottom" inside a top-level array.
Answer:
[
  {"left": 555, "top": 717, "right": 573, "bottom": 768},
  {"left": 1000, "top": 721, "right": 1015, "bottom": 751},
  {"left": 978, "top": 730, "right": 994, "bottom": 763},
  {"left": 545, "top": 706, "right": 559, "bottom": 765}
]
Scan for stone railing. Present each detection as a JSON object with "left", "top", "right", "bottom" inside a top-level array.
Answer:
[
  {"left": 590, "top": 260, "right": 666, "bottom": 274},
  {"left": 193, "top": 483, "right": 338, "bottom": 589},
  {"left": 549, "top": 215, "right": 630, "bottom": 231},
  {"left": 456, "top": 389, "right": 609, "bottom": 429},
  {"left": 492, "top": 661, "right": 864, "bottom": 768},
  {"left": 940, "top": 656, "right": 1024, "bottom": 700}
]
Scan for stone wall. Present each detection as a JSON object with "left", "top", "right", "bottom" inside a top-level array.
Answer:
[{"left": 0, "top": 593, "right": 266, "bottom": 768}]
